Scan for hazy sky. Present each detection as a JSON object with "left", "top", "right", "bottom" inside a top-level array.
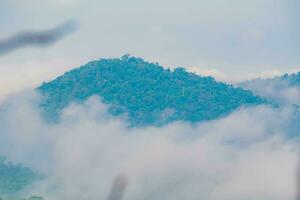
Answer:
[{"left": 0, "top": 0, "right": 300, "bottom": 98}]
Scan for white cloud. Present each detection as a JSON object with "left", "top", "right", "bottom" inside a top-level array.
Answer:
[
  {"left": 187, "top": 66, "right": 228, "bottom": 81},
  {"left": 0, "top": 93, "right": 297, "bottom": 200},
  {"left": 186, "top": 66, "right": 298, "bottom": 83}
]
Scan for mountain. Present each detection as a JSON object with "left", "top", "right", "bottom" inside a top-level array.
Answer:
[
  {"left": 38, "top": 55, "right": 266, "bottom": 126},
  {"left": 240, "top": 72, "right": 300, "bottom": 106},
  {"left": 282, "top": 71, "right": 300, "bottom": 87}
]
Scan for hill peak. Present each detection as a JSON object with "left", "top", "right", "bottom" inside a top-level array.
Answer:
[{"left": 38, "top": 56, "right": 265, "bottom": 126}]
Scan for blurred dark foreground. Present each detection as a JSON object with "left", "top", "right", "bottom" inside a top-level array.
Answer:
[{"left": 0, "top": 21, "right": 77, "bottom": 55}]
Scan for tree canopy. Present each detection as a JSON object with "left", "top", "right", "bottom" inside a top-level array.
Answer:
[{"left": 38, "top": 56, "right": 265, "bottom": 126}]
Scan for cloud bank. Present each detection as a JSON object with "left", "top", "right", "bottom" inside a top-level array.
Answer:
[
  {"left": 240, "top": 76, "right": 300, "bottom": 106},
  {"left": 0, "top": 92, "right": 298, "bottom": 200}
]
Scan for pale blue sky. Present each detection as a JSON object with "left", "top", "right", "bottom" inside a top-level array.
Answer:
[{"left": 0, "top": 0, "right": 299, "bottom": 85}]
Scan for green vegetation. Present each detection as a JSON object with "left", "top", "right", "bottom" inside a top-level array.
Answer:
[{"left": 38, "top": 55, "right": 266, "bottom": 126}]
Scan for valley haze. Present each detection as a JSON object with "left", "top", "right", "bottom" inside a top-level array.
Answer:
[{"left": 0, "top": 56, "right": 299, "bottom": 200}]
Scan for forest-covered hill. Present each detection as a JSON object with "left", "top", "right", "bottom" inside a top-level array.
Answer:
[{"left": 38, "top": 55, "right": 265, "bottom": 126}]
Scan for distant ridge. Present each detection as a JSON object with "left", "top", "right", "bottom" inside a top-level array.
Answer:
[
  {"left": 240, "top": 71, "right": 300, "bottom": 106},
  {"left": 282, "top": 71, "right": 300, "bottom": 87},
  {"left": 38, "top": 55, "right": 266, "bottom": 126}
]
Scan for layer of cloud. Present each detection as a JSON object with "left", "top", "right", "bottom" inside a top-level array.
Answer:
[
  {"left": 0, "top": 92, "right": 298, "bottom": 200},
  {"left": 240, "top": 76, "right": 300, "bottom": 106}
]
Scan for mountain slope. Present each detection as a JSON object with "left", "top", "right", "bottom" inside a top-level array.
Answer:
[{"left": 38, "top": 56, "right": 265, "bottom": 126}]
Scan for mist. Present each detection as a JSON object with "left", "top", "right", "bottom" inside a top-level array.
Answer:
[
  {"left": 0, "top": 91, "right": 298, "bottom": 200},
  {"left": 240, "top": 77, "right": 300, "bottom": 106}
]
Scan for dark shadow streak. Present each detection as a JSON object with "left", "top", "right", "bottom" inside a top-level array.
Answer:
[
  {"left": 0, "top": 21, "right": 77, "bottom": 55},
  {"left": 106, "top": 174, "right": 129, "bottom": 200}
]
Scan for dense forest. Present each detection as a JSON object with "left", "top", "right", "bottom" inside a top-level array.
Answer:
[{"left": 38, "top": 55, "right": 265, "bottom": 126}]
